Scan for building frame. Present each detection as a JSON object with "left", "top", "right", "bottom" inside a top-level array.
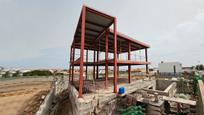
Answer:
[{"left": 69, "top": 5, "right": 150, "bottom": 98}]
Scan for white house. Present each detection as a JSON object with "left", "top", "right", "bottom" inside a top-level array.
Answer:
[{"left": 158, "top": 62, "right": 182, "bottom": 74}]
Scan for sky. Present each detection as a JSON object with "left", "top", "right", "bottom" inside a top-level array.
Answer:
[{"left": 0, "top": 0, "right": 204, "bottom": 69}]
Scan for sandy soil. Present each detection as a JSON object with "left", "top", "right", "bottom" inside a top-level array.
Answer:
[{"left": 0, "top": 78, "right": 52, "bottom": 115}]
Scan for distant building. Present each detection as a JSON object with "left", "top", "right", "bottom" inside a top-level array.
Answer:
[{"left": 158, "top": 62, "right": 182, "bottom": 75}]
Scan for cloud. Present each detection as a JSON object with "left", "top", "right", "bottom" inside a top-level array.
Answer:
[
  {"left": 1, "top": 0, "right": 204, "bottom": 68},
  {"left": 0, "top": 0, "right": 13, "bottom": 4},
  {"left": 150, "top": 10, "right": 204, "bottom": 66},
  {"left": 0, "top": 0, "right": 80, "bottom": 62}
]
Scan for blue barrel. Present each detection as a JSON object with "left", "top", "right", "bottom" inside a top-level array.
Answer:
[{"left": 118, "top": 87, "right": 125, "bottom": 94}]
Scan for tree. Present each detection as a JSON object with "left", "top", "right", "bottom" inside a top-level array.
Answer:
[
  {"left": 13, "top": 70, "right": 21, "bottom": 77},
  {"left": 200, "top": 64, "right": 204, "bottom": 70},
  {"left": 2, "top": 71, "right": 10, "bottom": 78},
  {"left": 23, "top": 70, "right": 53, "bottom": 76},
  {"left": 195, "top": 64, "right": 204, "bottom": 70}
]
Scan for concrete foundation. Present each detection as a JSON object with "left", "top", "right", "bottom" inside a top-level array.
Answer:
[
  {"left": 156, "top": 79, "right": 174, "bottom": 90},
  {"left": 68, "top": 79, "right": 156, "bottom": 115}
]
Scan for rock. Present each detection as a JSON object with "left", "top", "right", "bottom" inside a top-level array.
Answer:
[{"left": 41, "top": 95, "right": 46, "bottom": 99}]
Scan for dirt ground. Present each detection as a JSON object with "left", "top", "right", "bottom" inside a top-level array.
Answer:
[{"left": 0, "top": 77, "right": 52, "bottom": 115}]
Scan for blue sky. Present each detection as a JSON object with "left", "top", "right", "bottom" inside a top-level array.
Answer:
[{"left": 0, "top": 0, "right": 204, "bottom": 69}]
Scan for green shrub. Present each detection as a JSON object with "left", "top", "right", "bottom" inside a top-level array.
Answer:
[{"left": 23, "top": 70, "right": 53, "bottom": 76}]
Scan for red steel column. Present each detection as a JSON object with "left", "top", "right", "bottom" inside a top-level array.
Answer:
[
  {"left": 86, "top": 50, "right": 88, "bottom": 80},
  {"left": 128, "top": 42, "right": 131, "bottom": 83},
  {"left": 71, "top": 47, "right": 75, "bottom": 83},
  {"left": 117, "top": 42, "right": 120, "bottom": 77},
  {"left": 69, "top": 46, "right": 73, "bottom": 82},
  {"left": 113, "top": 18, "right": 117, "bottom": 93},
  {"left": 93, "top": 49, "right": 96, "bottom": 79},
  {"left": 117, "top": 53, "right": 119, "bottom": 77},
  {"left": 105, "top": 29, "right": 109, "bottom": 89},
  {"left": 145, "top": 48, "right": 149, "bottom": 75},
  {"left": 79, "top": 6, "right": 86, "bottom": 98},
  {"left": 96, "top": 50, "right": 99, "bottom": 79}
]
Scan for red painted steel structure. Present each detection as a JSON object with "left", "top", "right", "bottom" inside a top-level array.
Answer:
[
  {"left": 71, "top": 45, "right": 75, "bottom": 82},
  {"left": 78, "top": 6, "right": 86, "bottom": 98},
  {"left": 128, "top": 42, "right": 131, "bottom": 83},
  {"left": 69, "top": 46, "right": 72, "bottom": 82},
  {"left": 86, "top": 50, "right": 88, "bottom": 80},
  {"left": 113, "top": 18, "right": 117, "bottom": 93},
  {"left": 105, "top": 29, "right": 109, "bottom": 89},
  {"left": 69, "top": 5, "right": 150, "bottom": 98},
  {"left": 93, "top": 48, "right": 96, "bottom": 80},
  {"left": 96, "top": 50, "right": 99, "bottom": 79},
  {"left": 145, "top": 48, "right": 149, "bottom": 74}
]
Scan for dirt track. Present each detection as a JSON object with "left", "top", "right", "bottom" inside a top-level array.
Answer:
[{"left": 0, "top": 77, "right": 52, "bottom": 115}]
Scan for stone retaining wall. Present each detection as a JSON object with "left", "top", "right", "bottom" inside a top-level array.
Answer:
[
  {"left": 67, "top": 80, "right": 156, "bottom": 115},
  {"left": 35, "top": 89, "right": 55, "bottom": 115}
]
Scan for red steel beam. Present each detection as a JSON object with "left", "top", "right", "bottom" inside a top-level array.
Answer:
[
  {"left": 105, "top": 29, "right": 109, "bottom": 89},
  {"left": 145, "top": 48, "right": 149, "bottom": 75},
  {"left": 95, "top": 30, "right": 106, "bottom": 42},
  {"left": 128, "top": 42, "right": 131, "bottom": 83},
  {"left": 78, "top": 6, "right": 86, "bottom": 98},
  {"left": 95, "top": 21, "right": 113, "bottom": 42},
  {"left": 109, "top": 29, "right": 150, "bottom": 48},
  {"left": 113, "top": 18, "right": 117, "bottom": 93}
]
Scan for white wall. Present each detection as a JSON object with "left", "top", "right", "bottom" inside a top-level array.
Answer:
[{"left": 158, "top": 62, "right": 182, "bottom": 73}]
